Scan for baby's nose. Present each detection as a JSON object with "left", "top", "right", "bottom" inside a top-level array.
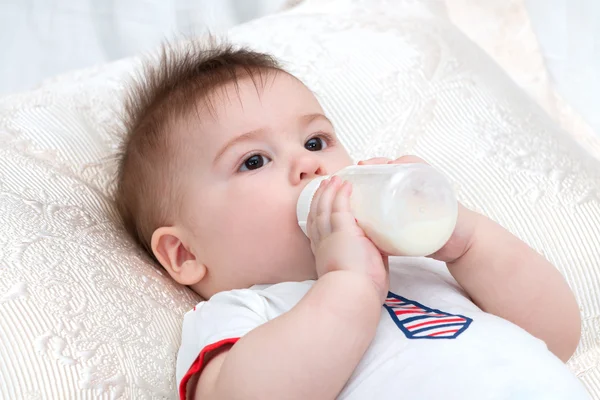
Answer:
[{"left": 291, "top": 155, "right": 325, "bottom": 185}]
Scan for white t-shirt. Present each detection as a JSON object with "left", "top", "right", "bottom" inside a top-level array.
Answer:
[{"left": 176, "top": 257, "right": 589, "bottom": 399}]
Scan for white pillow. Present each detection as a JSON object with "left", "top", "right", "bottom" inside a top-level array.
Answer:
[{"left": 1, "top": 0, "right": 599, "bottom": 398}]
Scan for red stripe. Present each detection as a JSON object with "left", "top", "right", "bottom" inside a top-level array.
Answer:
[
  {"left": 179, "top": 337, "right": 240, "bottom": 400},
  {"left": 393, "top": 307, "right": 420, "bottom": 312},
  {"left": 395, "top": 310, "right": 427, "bottom": 315},
  {"left": 407, "top": 317, "right": 465, "bottom": 329},
  {"left": 394, "top": 310, "right": 445, "bottom": 316},
  {"left": 428, "top": 329, "right": 460, "bottom": 337}
]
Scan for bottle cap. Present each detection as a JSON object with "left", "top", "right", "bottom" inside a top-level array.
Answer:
[{"left": 296, "top": 175, "right": 329, "bottom": 235}]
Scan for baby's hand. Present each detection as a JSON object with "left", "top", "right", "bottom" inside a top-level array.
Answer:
[
  {"left": 358, "top": 155, "right": 478, "bottom": 263},
  {"left": 307, "top": 176, "right": 389, "bottom": 302}
]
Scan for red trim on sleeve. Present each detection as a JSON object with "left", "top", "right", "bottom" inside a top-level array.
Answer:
[{"left": 179, "top": 337, "right": 240, "bottom": 400}]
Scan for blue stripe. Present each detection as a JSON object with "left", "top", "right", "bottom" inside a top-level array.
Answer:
[{"left": 395, "top": 314, "right": 436, "bottom": 325}]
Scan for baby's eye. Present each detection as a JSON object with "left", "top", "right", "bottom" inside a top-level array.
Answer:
[
  {"left": 239, "top": 154, "right": 271, "bottom": 172},
  {"left": 305, "top": 136, "right": 328, "bottom": 151}
]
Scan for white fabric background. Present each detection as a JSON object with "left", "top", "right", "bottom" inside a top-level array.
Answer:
[
  {"left": 0, "top": 0, "right": 289, "bottom": 95},
  {"left": 1, "top": 0, "right": 598, "bottom": 134},
  {"left": 445, "top": 0, "right": 600, "bottom": 164},
  {"left": 525, "top": 0, "right": 600, "bottom": 134}
]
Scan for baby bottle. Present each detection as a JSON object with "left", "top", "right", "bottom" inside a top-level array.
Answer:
[{"left": 296, "top": 163, "right": 458, "bottom": 257}]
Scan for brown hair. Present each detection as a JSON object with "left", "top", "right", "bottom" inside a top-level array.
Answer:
[{"left": 115, "top": 39, "right": 283, "bottom": 257}]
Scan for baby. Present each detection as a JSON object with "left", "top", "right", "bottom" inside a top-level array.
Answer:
[{"left": 116, "top": 41, "right": 589, "bottom": 400}]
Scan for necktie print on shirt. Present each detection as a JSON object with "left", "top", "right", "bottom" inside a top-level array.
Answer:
[{"left": 384, "top": 292, "right": 472, "bottom": 339}]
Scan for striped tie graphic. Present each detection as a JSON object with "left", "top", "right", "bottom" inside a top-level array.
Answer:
[{"left": 384, "top": 292, "right": 472, "bottom": 339}]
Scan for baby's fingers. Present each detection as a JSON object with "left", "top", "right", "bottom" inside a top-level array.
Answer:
[
  {"left": 330, "top": 181, "right": 358, "bottom": 233},
  {"left": 309, "top": 178, "right": 328, "bottom": 219},
  {"left": 389, "top": 155, "right": 429, "bottom": 165},
  {"left": 315, "top": 176, "right": 342, "bottom": 237},
  {"left": 307, "top": 178, "right": 329, "bottom": 243},
  {"left": 357, "top": 157, "right": 391, "bottom": 165}
]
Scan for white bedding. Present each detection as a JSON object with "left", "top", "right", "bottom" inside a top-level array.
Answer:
[{"left": 445, "top": 0, "right": 600, "bottom": 160}]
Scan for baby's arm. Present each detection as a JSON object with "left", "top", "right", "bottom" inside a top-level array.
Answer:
[
  {"left": 195, "top": 272, "right": 381, "bottom": 399},
  {"left": 359, "top": 156, "right": 581, "bottom": 362},
  {"left": 194, "top": 177, "right": 388, "bottom": 400},
  {"left": 442, "top": 205, "right": 581, "bottom": 362}
]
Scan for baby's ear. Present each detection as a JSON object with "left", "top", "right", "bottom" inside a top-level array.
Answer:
[{"left": 151, "top": 226, "right": 207, "bottom": 286}]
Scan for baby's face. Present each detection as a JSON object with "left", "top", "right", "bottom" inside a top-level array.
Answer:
[{"left": 175, "top": 72, "right": 352, "bottom": 297}]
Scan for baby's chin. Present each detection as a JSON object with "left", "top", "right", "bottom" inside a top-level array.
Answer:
[
  {"left": 193, "top": 232, "right": 318, "bottom": 298},
  {"left": 263, "top": 244, "right": 318, "bottom": 284}
]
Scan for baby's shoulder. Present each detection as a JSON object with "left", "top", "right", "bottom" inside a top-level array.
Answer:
[
  {"left": 388, "top": 257, "right": 477, "bottom": 311},
  {"left": 192, "top": 280, "right": 315, "bottom": 320}
]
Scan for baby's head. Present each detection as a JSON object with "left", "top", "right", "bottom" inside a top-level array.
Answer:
[{"left": 116, "top": 41, "right": 353, "bottom": 298}]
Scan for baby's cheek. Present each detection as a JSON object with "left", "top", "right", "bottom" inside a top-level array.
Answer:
[{"left": 218, "top": 176, "right": 304, "bottom": 248}]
